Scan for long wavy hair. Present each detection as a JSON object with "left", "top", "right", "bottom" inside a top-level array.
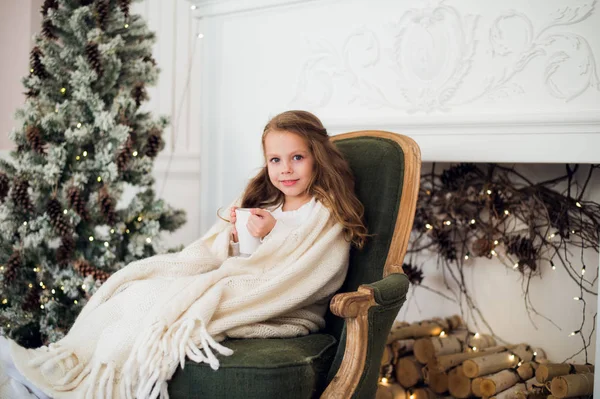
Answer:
[{"left": 240, "top": 110, "right": 368, "bottom": 248}]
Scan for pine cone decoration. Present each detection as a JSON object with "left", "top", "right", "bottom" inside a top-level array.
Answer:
[
  {"left": 471, "top": 237, "right": 493, "bottom": 257},
  {"left": 41, "top": 0, "right": 58, "bottom": 16},
  {"left": 119, "top": 0, "right": 132, "bottom": 19},
  {"left": 73, "top": 259, "right": 110, "bottom": 282},
  {"left": 30, "top": 47, "right": 49, "bottom": 79},
  {"left": 47, "top": 198, "right": 71, "bottom": 236},
  {"left": 26, "top": 126, "right": 47, "bottom": 155},
  {"left": 131, "top": 83, "right": 149, "bottom": 107},
  {"left": 145, "top": 128, "right": 162, "bottom": 158},
  {"left": 11, "top": 179, "right": 34, "bottom": 214},
  {"left": 85, "top": 42, "right": 103, "bottom": 77},
  {"left": 4, "top": 251, "right": 22, "bottom": 283},
  {"left": 0, "top": 172, "right": 9, "bottom": 202},
  {"left": 432, "top": 230, "right": 457, "bottom": 261},
  {"left": 98, "top": 186, "right": 117, "bottom": 225},
  {"left": 441, "top": 163, "right": 477, "bottom": 190},
  {"left": 95, "top": 0, "right": 110, "bottom": 30},
  {"left": 402, "top": 263, "right": 424, "bottom": 285},
  {"left": 56, "top": 235, "right": 75, "bottom": 266},
  {"left": 116, "top": 136, "right": 133, "bottom": 171},
  {"left": 41, "top": 19, "right": 57, "bottom": 40},
  {"left": 506, "top": 235, "right": 537, "bottom": 269},
  {"left": 22, "top": 285, "right": 41, "bottom": 312},
  {"left": 67, "top": 186, "right": 89, "bottom": 221}
]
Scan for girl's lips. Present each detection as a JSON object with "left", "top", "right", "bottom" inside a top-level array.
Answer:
[{"left": 281, "top": 179, "right": 299, "bottom": 186}]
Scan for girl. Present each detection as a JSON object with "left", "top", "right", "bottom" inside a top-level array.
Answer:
[{"left": 0, "top": 110, "right": 368, "bottom": 399}]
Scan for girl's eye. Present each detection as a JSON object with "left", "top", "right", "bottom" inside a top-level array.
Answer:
[
  {"left": 293, "top": 155, "right": 304, "bottom": 161},
  {"left": 270, "top": 158, "right": 280, "bottom": 163}
]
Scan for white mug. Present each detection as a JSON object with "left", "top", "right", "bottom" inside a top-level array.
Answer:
[{"left": 234, "top": 208, "right": 261, "bottom": 256}]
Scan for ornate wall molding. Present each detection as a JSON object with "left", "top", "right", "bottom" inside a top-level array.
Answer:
[{"left": 291, "top": 0, "right": 600, "bottom": 113}]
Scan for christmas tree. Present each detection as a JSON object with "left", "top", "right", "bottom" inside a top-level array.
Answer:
[{"left": 0, "top": 0, "right": 186, "bottom": 348}]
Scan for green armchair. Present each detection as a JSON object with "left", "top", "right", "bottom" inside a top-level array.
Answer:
[{"left": 168, "top": 131, "right": 422, "bottom": 398}]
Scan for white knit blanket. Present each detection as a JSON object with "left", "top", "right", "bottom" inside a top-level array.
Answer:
[{"left": 8, "top": 201, "right": 350, "bottom": 398}]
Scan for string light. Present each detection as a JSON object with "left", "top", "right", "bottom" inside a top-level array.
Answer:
[
  {"left": 575, "top": 202, "right": 582, "bottom": 208},
  {"left": 110, "top": 229, "right": 115, "bottom": 234},
  {"left": 444, "top": 220, "right": 452, "bottom": 226},
  {"left": 548, "top": 233, "right": 556, "bottom": 239},
  {"left": 574, "top": 297, "right": 581, "bottom": 301},
  {"left": 464, "top": 254, "right": 469, "bottom": 260},
  {"left": 126, "top": 229, "right": 130, "bottom": 234},
  {"left": 76, "top": 155, "right": 80, "bottom": 161},
  {"left": 381, "top": 377, "right": 388, "bottom": 384},
  {"left": 472, "top": 346, "right": 477, "bottom": 351},
  {"left": 582, "top": 266, "right": 586, "bottom": 275},
  {"left": 124, "top": 23, "right": 129, "bottom": 28},
  {"left": 104, "top": 242, "right": 109, "bottom": 247},
  {"left": 82, "top": 284, "right": 86, "bottom": 290},
  {"left": 190, "top": 4, "right": 197, "bottom": 9},
  {"left": 551, "top": 261, "right": 556, "bottom": 270},
  {"left": 474, "top": 332, "right": 480, "bottom": 338},
  {"left": 409, "top": 395, "right": 415, "bottom": 399},
  {"left": 83, "top": 151, "right": 88, "bottom": 157},
  {"left": 509, "top": 354, "right": 515, "bottom": 360},
  {"left": 60, "top": 87, "right": 66, "bottom": 94},
  {"left": 518, "top": 361, "right": 523, "bottom": 367},
  {"left": 146, "top": 237, "right": 152, "bottom": 244},
  {"left": 63, "top": 209, "right": 68, "bottom": 214},
  {"left": 493, "top": 240, "right": 499, "bottom": 245},
  {"left": 504, "top": 210, "right": 510, "bottom": 215},
  {"left": 533, "top": 352, "right": 537, "bottom": 356},
  {"left": 490, "top": 249, "right": 497, "bottom": 256},
  {"left": 439, "top": 331, "right": 446, "bottom": 337},
  {"left": 89, "top": 236, "right": 94, "bottom": 242},
  {"left": 570, "top": 330, "right": 579, "bottom": 336},
  {"left": 197, "top": 33, "right": 204, "bottom": 39},
  {"left": 74, "top": 300, "right": 78, "bottom": 304},
  {"left": 76, "top": 123, "right": 82, "bottom": 128},
  {"left": 28, "top": 283, "right": 33, "bottom": 288},
  {"left": 137, "top": 216, "right": 143, "bottom": 222},
  {"left": 23, "top": 221, "right": 27, "bottom": 226},
  {"left": 40, "top": 305, "right": 44, "bottom": 309},
  {"left": 470, "top": 219, "right": 476, "bottom": 224},
  {"left": 2, "top": 299, "right": 7, "bottom": 305},
  {"left": 486, "top": 189, "right": 492, "bottom": 195},
  {"left": 97, "top": 176, "right": 102, "bottom": 182},
  {"left": 51, "top": 289, "right": 55, "bottom": 294},
  {"left": 425, "top": 223, "right": 432, "bottom": 230},
  {"left": 513, "top": 262, "right": 519, "bottom": 269},
  {"left": 132, "top": 151, "right": 138, "bottom": 157}
]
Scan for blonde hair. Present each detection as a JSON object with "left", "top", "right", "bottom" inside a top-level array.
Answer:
[{"left": 240, "top": 110, "right": 368, "bottom": 248}]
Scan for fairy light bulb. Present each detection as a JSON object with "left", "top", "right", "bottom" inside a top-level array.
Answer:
[
  {"left": 89, "top": 236, "right": 94, "bottom": 241},
  {"left": 490, "top": 249, "right": 497, "bottom": 256},
  {"left": 575, "top": 202, "right": 582, "bottom": 208},
  {"left": 486, "top": 189, "right": 492, "bottom": 195},
  {"left": 381, "top": 377, "right": 388, "bottom": 384},
  {"left": 474, "top": 333, "right": 480, "bottom": 338},
  {"left": 574, "top": 297, "right": 581, "bottom": 301},
  {"left": 97, "top": 176, "right": 102, "bottom": 182},
  {"left": 197, "top": 33, "right": 204, "bottom": 39},
  {"left": 132, "top": 151, "right": 138, "bottom": 157},
  {"left": 425, "top": 223, "right": 432, "bottom": 230},
  {"left": 581, "top": 266, "right": 586, "bottom": 275},
  {"left": 509, "top": 354, "right": 515, "bottom": 360},
  {"left": 83, "top": 151, "right": 88, "bottom": 157},
  {"left": 470, "top": 219, "right": 476, "bottom": 224},
  {"left": 63, "top": 209, "right": 68, "bottom": 214},
  {"left": 494, "top": 240, "right": 499, "bottom": 245},
  {"left": 440, "top": 331, "right": 446, "bottom": 337},
  {"left": 504, "top": 210, "right": 510, "bottom": 215},
  {"left": 464, "top": 254, "right": 469, "bottom": 260}
]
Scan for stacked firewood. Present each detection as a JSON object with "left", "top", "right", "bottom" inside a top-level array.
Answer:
[{"left": 376, "top": 316, "right": 594, "bottom": 398}]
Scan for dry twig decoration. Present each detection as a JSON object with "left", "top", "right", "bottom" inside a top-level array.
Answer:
[{"left": 406, "top": 163, "right": 599, "bottom": 362}]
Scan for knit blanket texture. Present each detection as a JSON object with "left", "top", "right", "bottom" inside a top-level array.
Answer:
[{"left": 8, "top": 200, "right": 349, "bottom": 398}]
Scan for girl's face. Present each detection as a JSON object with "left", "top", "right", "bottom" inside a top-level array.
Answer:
[{"left": 264, "top": 130, "right": 315, "bottom": 207}]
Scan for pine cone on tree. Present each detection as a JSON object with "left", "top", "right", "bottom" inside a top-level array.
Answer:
[
  {"left": 131, "top": 82, "right": 148, "bottom": 107},
  {"left": 0, "top": 172, "right": 9, "bottom": 202},
  {"left": 41, "top": 0, "right": 59, "bottom": 16},
  {"left": 402, "top": 263, "right": 424, "bottom": 285},
  {"left": 143, "top": 55, "right": 157, "bottom": 66},
  {"left": 24, "top": 87, "right": 40, "bottom": 99},
  {"left": 95, "top": 0, "right": 110, "bottom": 30},
  {"left": 3, "top": 251, "right": 22, "bottom": 283},
  {"left": 22, "top": 285, "right": 41, "bottom": 312},
  {"left": 471, "top": 237, "right": 493, "bottom": 257},
  {"left": 41, "top": 18, "right": 58, "bottom": 40},
  {"left": 11, "top": 179, "right": 34, "bottom": 214},
  {"left": 116, "top": 135, "right": 133, "bottom": 171},
  {"left": 26, "top": 125, "right": 47, "bottom": 155},
  {"left": 145, "top": 128, "right": 162, "bottom": 158},
  {"left": 85, "top": 42, "right": 103, "bottom": 77},
  {"left": 67, "top": 186, "right": 89, "bottom": 221},
  {"left": 98, "top": 185, "right": 117, "bottom": 225},
  {"left": 30, "top": 47, "right": 49, "bottom": 80},
  {"left": 56, "top": 234, "right": 75, "bottom": 266},
  {"left": 119, "top": 0, "right": 132, "bottom": 20},
  {"left": 73, "top": 259, "right": 110, "bottom": 282},
  {"left": 47, "top": 198, "right": 71, "bottom": 236}
]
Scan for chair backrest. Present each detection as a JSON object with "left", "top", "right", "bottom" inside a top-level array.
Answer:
[{"left": 324, "top": 131, "right": 421, "bottom": 341}]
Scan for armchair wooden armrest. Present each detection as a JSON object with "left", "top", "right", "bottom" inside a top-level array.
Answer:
[{"left": 321, "top": 286, "right": 377, "bottom": 399}]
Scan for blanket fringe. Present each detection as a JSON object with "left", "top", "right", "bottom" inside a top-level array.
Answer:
[{"left": 120, "top": 318, "right": 233, "bottom": 399}]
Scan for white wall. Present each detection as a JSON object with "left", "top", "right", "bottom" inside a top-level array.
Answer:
[{"left": 0, "top": 0, "right": 42, "bottom": 150}]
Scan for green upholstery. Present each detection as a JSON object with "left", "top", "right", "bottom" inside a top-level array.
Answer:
[
  {"left": 168, "top": 334, "right": 338, "bottom": 399},
  {"left": 168, "top": 135, "right": 411, "bottom": 399}
]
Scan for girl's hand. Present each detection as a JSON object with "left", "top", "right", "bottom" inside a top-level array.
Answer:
[
  {"left": 247, "top": 208, "right": 276, "bottom": 238},
  {"left": 230, "top": 206, "right": 238, "bottom": 242}
]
